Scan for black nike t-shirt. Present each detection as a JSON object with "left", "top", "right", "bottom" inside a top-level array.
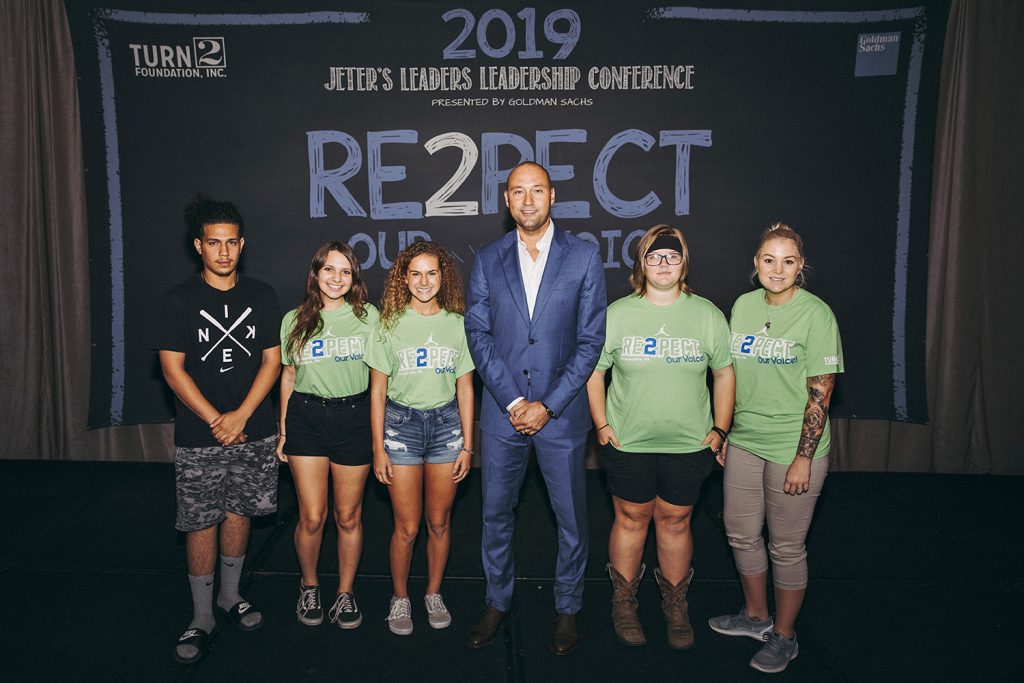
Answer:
[{"left": 152, "top": 274, "right": 282, "bottom": 447}]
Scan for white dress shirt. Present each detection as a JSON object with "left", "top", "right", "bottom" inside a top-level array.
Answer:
[
  {"left": 507, "top": 220, "right": 555, "bottom": 413},
  {"left": 517, "top": 220, "right": 554, "bottom": 319}
]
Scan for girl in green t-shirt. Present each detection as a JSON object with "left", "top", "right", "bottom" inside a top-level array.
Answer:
[
  {"left": 366, "top": 241, "right": 475, "bottom": 636},
  {"left": 277, "top": 241, "right": 378, "bottom": 631},
  {"left": 709, "top": 223, "right": 844, "bottom": 674},
  {"left": 586, "top": 224, "right": 735, "bottom": 650}
]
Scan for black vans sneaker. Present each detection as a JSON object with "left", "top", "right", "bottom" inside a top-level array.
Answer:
[
  {"left": 329, "top": 592, "right": 363, "bottom": 629},
  {"left": 296, "top": 583, "right": 323, "bottom": 626}
]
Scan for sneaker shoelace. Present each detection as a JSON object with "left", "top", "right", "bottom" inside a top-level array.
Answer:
[
  {"left": 388, "top": 598, "right": 411, "bottom": 621},
  {"left": 761, "top": 632, "right": 789, "bottom": 657},
  {"left": 336, "top": 593, "right": 356, "bottom": 613},
  {"left": 425, "top": 593, "right": 446, "bottom": 614},
  {"left": 300, "top": 587, "right": 321, "bottom": 612},
  {"left": 329, "top": 594, "right": 356, "bottom": 623},
  {"left": 731, "top": 611, "right": 754, "bottom": 629}
]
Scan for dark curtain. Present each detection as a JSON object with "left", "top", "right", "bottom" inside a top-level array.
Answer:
[
  {"left": 0, "top": 0, "right": 172, "bottom": 460},
  {"left": 2, "top": 0, "right": 1021, "bottom": 471},
  {"left": 829, "top": 1, "right": 1024, "bottom": 474}
]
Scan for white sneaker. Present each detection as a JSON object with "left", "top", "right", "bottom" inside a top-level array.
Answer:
[
  {"left": 386, "top": 596, "right": 413, "bottom": 635},
  {"left": 424, "top": 592, "right": 452, "bottom": 629}
]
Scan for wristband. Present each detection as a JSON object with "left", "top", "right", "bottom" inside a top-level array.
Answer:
[
  {"left": 460, "top": 447, "right": 473, "bottom": 455},
  {"left": 710, "top": 426, "right": 728, "bottom": 441},
  {"left": 596, "top": 423, "right": 610, "bottom": 431}
]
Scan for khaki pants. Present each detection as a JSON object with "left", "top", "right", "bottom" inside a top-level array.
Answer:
[{"left": 723, "top": 444, "right": 828, "bottom": 590}]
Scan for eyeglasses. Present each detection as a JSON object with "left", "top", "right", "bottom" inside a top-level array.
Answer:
[{"left": 643, "top": 252, "right": 683, "bottom": 266}]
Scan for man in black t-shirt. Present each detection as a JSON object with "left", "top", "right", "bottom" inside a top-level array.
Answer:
[{"left": 152, "top": 194, "right": 281, "bottom": 665}]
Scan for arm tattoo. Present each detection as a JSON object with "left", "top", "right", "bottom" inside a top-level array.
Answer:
[{"left": 796, "top": 374, "right": 835, "bottom": 460}]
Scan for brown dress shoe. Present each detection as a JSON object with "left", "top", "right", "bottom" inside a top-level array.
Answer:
[
  {"left": 467, "top": 606, "right": 506, "bottom": 648},
  {"left": 552, "top": 613, "right": 580, "bottom": 655}
]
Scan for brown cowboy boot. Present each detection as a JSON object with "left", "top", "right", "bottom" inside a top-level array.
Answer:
[
  {"left": 607, "top": 563, "right": 647, "bottom": 646},
  {"left": 654, "top": 566, "right": 694, "bottom": 650}
]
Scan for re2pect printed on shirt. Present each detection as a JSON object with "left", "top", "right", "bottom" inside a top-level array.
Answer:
[{"left": 364, "top": 308, "right": 475, "bottom": 410}]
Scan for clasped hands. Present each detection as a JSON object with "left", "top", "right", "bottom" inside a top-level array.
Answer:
[
  {"left": 509, "top": 400, "right": 550, "bottom": 436},
  {"left": 210, "top": 410, "right": 248, "bottom": 446}
]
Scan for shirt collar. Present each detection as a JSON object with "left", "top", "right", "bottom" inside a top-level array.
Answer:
[{"left": 517, "top": 220, "right": 555, "bottom": 251}]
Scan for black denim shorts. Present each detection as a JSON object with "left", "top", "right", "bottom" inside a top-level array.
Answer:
[{"left": 283, "top": 390, "right": 372, "bottom": 466}]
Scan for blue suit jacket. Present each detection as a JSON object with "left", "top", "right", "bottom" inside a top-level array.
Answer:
[{"left": 465, "top": 227, "right": 607, "bottom": 439}]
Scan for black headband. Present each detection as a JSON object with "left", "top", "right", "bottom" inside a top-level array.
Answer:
[{"left": 646, "top": 233, "right": 683, "bottom": 256}]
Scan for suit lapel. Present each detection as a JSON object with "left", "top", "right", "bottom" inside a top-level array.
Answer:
[
  {"left": 530, "top": 230, "right": 569, "bottom": 325},
  {"left": 499, "top": 233, "right": 530, "bottom": 325}
]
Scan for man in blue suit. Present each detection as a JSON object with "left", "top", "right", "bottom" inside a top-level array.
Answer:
[{"left": 464, "top": 162, "right": 606, "bottom": 654}]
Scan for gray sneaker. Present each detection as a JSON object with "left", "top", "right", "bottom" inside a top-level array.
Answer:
[
  {"left": 708, "top": 608, "right": 773, "bottom": 641},
  {"left": 750, "top": 631, "right": 799, "bottom": 673},
  {"left": 386, "top": 596, "right": 413, "bottom": 635},
  {"left": 424, "top": 592, "right": 452, "bottom": 629}
]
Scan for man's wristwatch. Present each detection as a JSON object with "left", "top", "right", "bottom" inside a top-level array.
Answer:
[{"left": 541, "top": 403, "right": 555, "bottom": 419}]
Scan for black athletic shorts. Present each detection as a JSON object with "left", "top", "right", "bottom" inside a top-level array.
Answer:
[
  {"left": 282, "top": 390, "right": 372, "bottom": 466},
  {"left": 599, "top": 443, "right": 714, "bottom": 507}
]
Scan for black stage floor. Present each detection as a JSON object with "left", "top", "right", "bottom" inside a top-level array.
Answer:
[{"left": 1, "top": 460, "right": 1020, "bottom": 681}]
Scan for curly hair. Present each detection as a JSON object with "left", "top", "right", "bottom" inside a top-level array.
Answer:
[
  {"left": 378, "top": 240, "right": 464, "bottom": 331},
  {"left": 285, "top": 241, "right": 369, "bottom": 363},
  {"left": 629, "top": 224, "right": 692, "bottom": 297},
  {"left": 750, "top": 222, "right": 809, "bottom": 288},
  {"left": 184, "top": 193, "right": 244, "bottom": 241}
]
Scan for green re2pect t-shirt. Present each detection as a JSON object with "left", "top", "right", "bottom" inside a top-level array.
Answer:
[
  {"left": 728, "top": 288, "right": 844, "bottom": 464},
  {"left": 280, "top": 303, "right": 380, "bottom": 398},
  {"left": 597, "top": 293, "right": 732, "bottom": 452},
  {"left": 364, "top": 308, "right": 475, "bottom": 410}
]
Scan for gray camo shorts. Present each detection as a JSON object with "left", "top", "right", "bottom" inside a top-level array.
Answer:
[{"left": 175, "top": 435, "right": 278, "bottom": 532}]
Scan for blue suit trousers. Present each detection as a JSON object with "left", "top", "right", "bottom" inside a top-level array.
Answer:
[{"left": 480, "top": 427, "right": 589, "bottom": 614}]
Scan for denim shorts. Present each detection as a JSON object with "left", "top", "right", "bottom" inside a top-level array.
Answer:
[
  {"left": 283, "top": 390, "right": 372, "bottom": 466},
  {"left": 383, "top": 398, "right": 463, "bottom": 465}
]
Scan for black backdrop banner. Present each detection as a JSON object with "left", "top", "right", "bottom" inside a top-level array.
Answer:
[{"left": 67, "top": 0, "right": 946, "bottom": 427}]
